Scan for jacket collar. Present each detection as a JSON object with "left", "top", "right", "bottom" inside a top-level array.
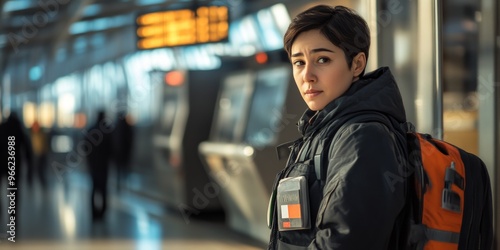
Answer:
[{"left": 297, "top": 67, "right": 407, "bottom": 137}]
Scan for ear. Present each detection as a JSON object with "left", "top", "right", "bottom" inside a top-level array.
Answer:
[{"left": 351, "top": 52, "right": 366, "bottom": 77}]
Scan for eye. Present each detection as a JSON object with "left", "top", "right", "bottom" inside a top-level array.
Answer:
[
  {"left": 292, "top": 60, "right": 305, "bottom": 66},
  {"left": 317, "top": 57, "right": 331, "bottom": 64}
]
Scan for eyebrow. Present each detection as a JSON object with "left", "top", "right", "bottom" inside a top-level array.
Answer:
[{"left": 291, "top": 48, "right": 335, "bottom": 57}]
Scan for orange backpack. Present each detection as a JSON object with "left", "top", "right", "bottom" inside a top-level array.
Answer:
[
  {"left": 310, "top": 115, "right": 493, "bottom": 249},
  {"left": 406, "top": 126, "right": 493, "bottom": 250}
]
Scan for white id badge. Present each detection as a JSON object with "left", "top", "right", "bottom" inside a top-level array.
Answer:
[{"left": 276, "top": 176, "right": 311, "bottom": 231}]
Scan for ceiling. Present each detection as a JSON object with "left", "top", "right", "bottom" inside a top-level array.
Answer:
[
  {"left": 0, "top": 0, "right": 284, "bottom": 55},
  {"left": 0, "top": 0, "right": 291, "bottom": 93}
]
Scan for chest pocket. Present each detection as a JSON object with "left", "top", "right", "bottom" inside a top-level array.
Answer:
[
  {"left": 269, "top": 136, "right": 328, "bottom": 248},
  {"left": 278, "top": 159, "right": 324, "bottom": 247}
]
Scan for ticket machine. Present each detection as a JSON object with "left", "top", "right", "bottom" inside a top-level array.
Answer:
[
  {"left": 150, "top": 70, "right": 190, "bottom": 206},
  {"left": 199, "top": 64, "right": 306, "bottom": 242},
  {"left": 132, "top": 69, "right": 224, "bottom": 215}
]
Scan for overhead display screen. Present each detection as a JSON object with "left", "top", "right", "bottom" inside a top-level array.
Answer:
[{"left": 136, "top": 6, "right": 229, "bottom": 49}]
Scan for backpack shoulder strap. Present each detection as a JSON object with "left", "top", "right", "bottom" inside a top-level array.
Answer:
[
  {"left": 313, "top": 113, "right": 395, "bottom": 184},
  {"left": 312, "top": 121, "right": 348, "bottom": 185},
  {"left": 456, "top": 148, "right": 494, "bottom": 249},
  {"left": 314, "top": 138, "right": 326, "bottom": 184}
]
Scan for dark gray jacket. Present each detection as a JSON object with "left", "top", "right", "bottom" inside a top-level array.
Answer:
[{"left": 268, "top": 67, "right": 410, "bottom": 250}]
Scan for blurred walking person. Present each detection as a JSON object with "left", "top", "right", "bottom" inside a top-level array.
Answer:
[
  {"left": 29, "top": 120, "right": 49, "bottom": 189},
  {"left": 85, "top": 110, "right": 113, "bottom": 221},
  {"left": 0, "top": 112, "right": 33, "bottom": 229},
  {"left": 112, "top": 112, "right": 135, "bottom": 193}
]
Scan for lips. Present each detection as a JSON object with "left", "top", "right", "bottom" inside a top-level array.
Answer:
[{"left": 304, "top": 89, "right": 322, "bottom": 98}]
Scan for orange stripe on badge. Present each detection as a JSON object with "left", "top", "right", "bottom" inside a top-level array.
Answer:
[
  {"left": 288, "top": 204, "right": 301, "bottom": 219},
  {"left": 283, "top": 221, "right": 291, "bottom": 228}
]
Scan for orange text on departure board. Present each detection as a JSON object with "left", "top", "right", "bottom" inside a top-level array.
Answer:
[{"left": 136, "top": 6, "right": 229, "bottom": 49}]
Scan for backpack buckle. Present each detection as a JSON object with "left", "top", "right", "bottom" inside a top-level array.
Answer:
[{"left": 404, "top": 122, "right": 416, "bottom": 133}]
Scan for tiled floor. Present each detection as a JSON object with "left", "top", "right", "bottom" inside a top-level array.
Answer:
[{"left": 0, "top": 168, "right": 266, "bottom": 250}]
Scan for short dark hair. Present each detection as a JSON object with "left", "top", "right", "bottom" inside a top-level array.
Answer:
[{"left": 284, "top": 5, "right": 370, "bottom": 76}]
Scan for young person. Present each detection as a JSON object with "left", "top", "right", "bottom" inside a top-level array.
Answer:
[{"left": 268, "top": 5, "right": 410, "bottom": 249}]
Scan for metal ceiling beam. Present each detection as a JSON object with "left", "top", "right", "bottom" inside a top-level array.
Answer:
[{"left": 49, "top": 0, "right": 96, "bottom": 57}]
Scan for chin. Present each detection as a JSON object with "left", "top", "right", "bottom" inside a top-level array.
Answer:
[
  {"left": 307, "top": 103, "right": 325, "bottom": 111},
  {"left": 303, "top": 98, "right": 327, "bottom": 111}
]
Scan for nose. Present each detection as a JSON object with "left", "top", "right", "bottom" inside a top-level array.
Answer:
[{"left": 302, "top": 64, "right": 316, "bottom": 85}]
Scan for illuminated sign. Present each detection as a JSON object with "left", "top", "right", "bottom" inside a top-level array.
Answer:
[{"left": 136, "top": 6, "right": 229, "bottom": 49}]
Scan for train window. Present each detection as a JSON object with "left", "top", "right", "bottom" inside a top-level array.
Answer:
[
  {"left": 211, "top": 71, "right": 254, "bottom": 142},
  {"left": 244, "top": 66, "right": 289, "bottom": 147}
]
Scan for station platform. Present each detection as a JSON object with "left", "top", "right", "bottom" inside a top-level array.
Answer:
[{"left": 0, "top": 167, "right": 267, "bottom": 250}]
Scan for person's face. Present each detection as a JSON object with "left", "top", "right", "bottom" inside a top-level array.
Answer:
[{"left": 291, "top": 29, "right": 364, "bottom": 111}]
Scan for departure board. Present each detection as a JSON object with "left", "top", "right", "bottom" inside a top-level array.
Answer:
[{"left": 136, "top": 6, "right": 229, "bottom": 49}]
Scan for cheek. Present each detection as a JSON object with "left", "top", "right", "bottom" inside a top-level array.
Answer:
[
  {"left": 293, "top": 73, "right": 302, "bottom": 87},
  {"left": 323, "top": 70, "right": 352, "bottom": 96},
  {"left": 328, "top": 68, "right": 352, "bottom": 85}
]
